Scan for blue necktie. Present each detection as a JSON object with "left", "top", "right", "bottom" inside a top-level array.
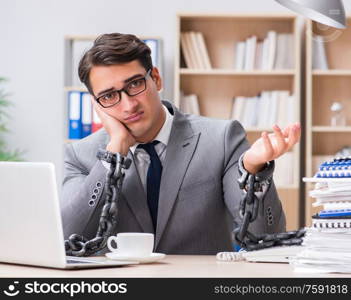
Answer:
[{"left": 138, "top": 141, "right": 162, "bottom": 230}]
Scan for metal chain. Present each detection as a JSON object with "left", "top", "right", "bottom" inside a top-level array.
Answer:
[
  {"left": 64, "top": 154, "right": 130, "bottom": 257},
  {"left": 65, "top": 152, "right": 304, "bottom": 255},
  {"left": 234, "top": 174, "right": 306, "bottom": 251}
]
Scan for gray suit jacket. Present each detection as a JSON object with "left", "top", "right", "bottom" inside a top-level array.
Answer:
[{"left": 61, "top": 101, "right": 285, "bottom": 255}]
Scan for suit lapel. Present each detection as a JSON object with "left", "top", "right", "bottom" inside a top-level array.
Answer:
[
  {"left": 155, "top": 108, "right": 200, "bottom": 248},
  {"left": 121, "top": 151, "right": 154, "bottom": 233}
]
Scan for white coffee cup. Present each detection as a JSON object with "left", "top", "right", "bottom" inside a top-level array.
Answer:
[{"left": 107, "top": 232, "right": 154, "bottom": 256}]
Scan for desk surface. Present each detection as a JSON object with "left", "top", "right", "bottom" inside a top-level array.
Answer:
[{"left": 0, "top": 255, "right": 350, "bottom": 278}]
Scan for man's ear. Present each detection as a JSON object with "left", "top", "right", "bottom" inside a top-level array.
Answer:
[{"left": 151, "top": 67, "right": 162, "bottom": 91}]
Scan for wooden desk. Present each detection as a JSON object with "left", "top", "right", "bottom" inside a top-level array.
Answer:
[{"left": 0, "top": 255, "right": 350, "bottom": 278}]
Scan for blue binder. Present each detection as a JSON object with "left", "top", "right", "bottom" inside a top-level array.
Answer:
[
  {"left": 318, "top": 209, "right": 351, "bottom": 218},
  {"left": 68, "top": 91, "right": 82, "bottom": 139},
  {"left": 81, "top": 92, "right": 92, "bottom": 138}
]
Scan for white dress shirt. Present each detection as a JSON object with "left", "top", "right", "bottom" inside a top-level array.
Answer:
[{"left": 103, "top": 105, "right": 174, "bottom": 193}]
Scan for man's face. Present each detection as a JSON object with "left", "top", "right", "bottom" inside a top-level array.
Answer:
[{"left": 89, "top": 60, "right": 163, "bottom": 141}]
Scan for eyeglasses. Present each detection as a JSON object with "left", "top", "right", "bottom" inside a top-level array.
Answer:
[{"left": 95, "top": 69, "right": 152, "bottom": 108}]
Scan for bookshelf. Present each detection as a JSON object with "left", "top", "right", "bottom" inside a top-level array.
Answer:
[
  {"left": 305, "top": 18, "right": 351, "bottom": 225},
  {"left": 63, "top": 34, "right": 163, "bottom": 142},
  {"left": 174, "top": 13, "right": 302, "bottom": 230}
]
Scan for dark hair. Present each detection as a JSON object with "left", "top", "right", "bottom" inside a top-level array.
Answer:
[{"left": 78, "top": 33, "right": 153, "bottom": 94}]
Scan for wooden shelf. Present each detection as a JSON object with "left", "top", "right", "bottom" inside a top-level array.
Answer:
[
  {"left": 64, "top": 86, "right": 88, "bottom": 92},
  {"left": 276, "top": 185, "right": 299, "bottom": 190},
  {"left": 180, "top": 69, "right": 295, "bottom": 76},
  {"left": 305, "top": 17, "right": 351, "bottom": 226},
  {"left": 245, "top": 127, "right": 274, "bottom": 132},
  {"left": 177, "top": 12, "right": 296, "bottom": 20},
  {"left": 64, "top": 34, "right": 163, "bottom": 41},
  {"left": 312, "top": 70, "right": 351, "bottom": 76},
  {"left": 312, "top": 126, "right": 351, "bottom": 132}
]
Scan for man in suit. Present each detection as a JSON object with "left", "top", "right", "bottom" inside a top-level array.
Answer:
[{"left": 61, "top": 33, "right": 300, "bottom": 255}]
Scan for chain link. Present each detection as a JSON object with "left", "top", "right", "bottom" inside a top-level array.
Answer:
[
  {"left": 64, "top": 153, "right": 130, "bottom": 257},
  {"left": 65, "top": 152, "right": 304, "bottom": 255},
  {"left": 234, "top": 174, "right": 306, "bottom": 251}
]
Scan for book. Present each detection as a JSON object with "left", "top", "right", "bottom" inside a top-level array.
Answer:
[
  {"left": 312, "top": 155, "right": 334, "bottom": 174},
  {"left": 241, "top": 97, "right": 258, "bottom": 127},
  {"left": 184, "top": 32, "right": 199, "bottom": 68},
  {"left": 81, "top": 92, "right": 92, "bottom": 138},
  {"left": 68, "top": 91, "right": 82, "bottom": 139},
  {"left": 180, "top": 92, "right": 190, "bottom": 114},
  {"left": 180, "top": 93, "right": 200, "bottom": 115},
  {"left": 267, "top": 90, "right": 279, "bottom": 126},
  {"left": 274, "top": 151, "right": 294, "bottom": 186},
  {"left": 267, "top": 31, "right": 277, "bottom": 70},
  {"left": 274, "top": 33, "right": 286, "bottom": 69},
  {"left": 230, "top": 96, "right": 245, "bottom": 122},
  {"left": 92, "top": 109, "right": 103, "bottom": 133},
  {"left": 244, "top": 36, "right": 257, "bottom": 70},
  {"left": 261, "top": 37, "right": 269, "bottom": 70},
  {"left": 312, "top": 35, "right": 329, "bottom": 70},
  {"left": 257, "top": 91, "right": 271, "bottom": 127},
  {"left": 143, "top": 39, "right": 161, "bottom": 70},
  {"left": 72, "top": 40, "right": 94, "bottom": 86},
  {"left": 254, "top": 41, "right": 263, "bottom": 70},
  {"left": 231, "top": 90, "right": 293, "bottom": 129},
  {"left": 188, "top": 32, "right": 203, "bottom": 69},
  {"left": 273, "top": 33, "right": 294, "bottom": 70},
  {"left": 234, "top": 42, "right": 246, "bottom": 70},
  {"left": 244, "top": 37, "right": 251, "bottom": 70},
  {"left": 276, "top": 91, "right": 290, "bottom": 128},
  {"left": 187, "top": 94, "right": 200, "bottom": 115},
  {"left": 196, "top": 32, "right": 212, "bottom": 69},
  {"left": 286, "top": 95, "right": 295, "bottom": 125},
  {"left": 285, "top": 34, "right": 294, "bottom": 69},
  {"left": 180, "top": 33, "right": 194, "bottom": 68},
  {"left": 234, "top": 31, "right": 290, "bottom": 71},
  {"left": 248, "top": 97, "right": 259, "bottom": 127},
  {"left": 239, "top": 98, "right": 249, "bottom": 127}
]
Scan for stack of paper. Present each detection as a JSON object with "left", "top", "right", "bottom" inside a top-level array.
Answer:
[
  {"left": 293, "top": 157, "right": 351, "bottom": 273},
  {"left": 292, "top": 228, "right": 351, "bottom": 273}
]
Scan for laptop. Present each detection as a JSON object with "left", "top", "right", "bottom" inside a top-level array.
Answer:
[{"left": 0, "top": 161, "right": 138, "bottom": 269}]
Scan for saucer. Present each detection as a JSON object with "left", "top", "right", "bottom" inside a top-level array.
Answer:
[{"left": 105, "top": 252, "right": 166, "bottom": 263}]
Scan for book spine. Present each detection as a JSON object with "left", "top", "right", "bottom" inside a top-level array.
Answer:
[
  {"left": 92, "top": 109, "right": 103, "bottom": 133},
  {"left": 81, "top": 92, "right": 92, "bottom": 138},
  {"left": 68, "top": 91, "right": 82, "bottom": 139}
]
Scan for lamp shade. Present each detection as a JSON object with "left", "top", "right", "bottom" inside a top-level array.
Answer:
[{"left": 275, "top": 0, "right": 346, "bottom": 28}]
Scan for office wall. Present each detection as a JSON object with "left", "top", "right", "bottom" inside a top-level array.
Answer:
[{"left": 1, "top": 0, "right": 351, "bottom": 184}]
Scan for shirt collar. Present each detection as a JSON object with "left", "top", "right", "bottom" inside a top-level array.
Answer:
[{"left": 130, "top": 104, "right": 174, "bottom": 154}]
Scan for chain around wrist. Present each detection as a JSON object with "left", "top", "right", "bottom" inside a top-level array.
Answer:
[
  {"left": 96, "top": 149, "right": 132, "bottom": 169},
  {"left": 238, "top": 153, "right": 274, "bottom": 192}
]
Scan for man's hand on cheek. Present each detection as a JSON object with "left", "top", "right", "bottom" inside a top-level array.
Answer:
[{"left": 92, "top": 100, "right": 136, "bottom": 156}]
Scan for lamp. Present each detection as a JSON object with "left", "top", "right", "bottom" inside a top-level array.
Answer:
[{"left": 275, "top": 0, "right": 346, "bottom": 28}]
